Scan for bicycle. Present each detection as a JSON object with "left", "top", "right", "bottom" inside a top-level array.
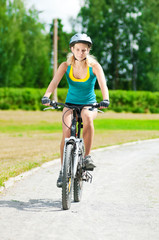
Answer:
[{"left": 44, "top": 101, "right": 101, "bottom": 210}]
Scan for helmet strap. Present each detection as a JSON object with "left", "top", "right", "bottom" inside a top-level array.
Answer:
[{"left": 74, "top": 56, "right": 87, "bottom": 62}]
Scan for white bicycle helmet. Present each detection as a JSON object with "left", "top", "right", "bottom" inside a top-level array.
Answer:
[{"left": 69, "top": 33, "right": 92, "bottom": 47}]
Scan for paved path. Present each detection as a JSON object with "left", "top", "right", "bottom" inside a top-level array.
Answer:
[{"left": 0, "top": 139, "right": 159, "bottom": 240}]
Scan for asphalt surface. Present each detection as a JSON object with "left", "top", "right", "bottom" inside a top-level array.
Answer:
[{"left": 0, "top": 139, "right": 159, "bottom": 240}]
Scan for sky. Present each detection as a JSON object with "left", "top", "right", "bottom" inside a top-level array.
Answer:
[{"left": 25, "top": 0, "right": 83, "bottom": 32}]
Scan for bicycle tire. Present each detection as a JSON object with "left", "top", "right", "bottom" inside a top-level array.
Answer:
[
  {"left": 74, "top": 177, "right": 83, "bottom": 202},
  {"left": 62, "top": 144, "right": 74, "bottom": 210},
  {"left": 74, "top": 143, "right": 84, "bottom": 202}
]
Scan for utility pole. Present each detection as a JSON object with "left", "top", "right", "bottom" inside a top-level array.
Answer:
[{"left": 53, "top": 18, "right": 58, "bottom": 101}]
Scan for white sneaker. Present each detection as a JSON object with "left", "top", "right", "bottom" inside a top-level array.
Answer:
[{"left": 83, "top": 155, "right": 96, "bottom": 171}]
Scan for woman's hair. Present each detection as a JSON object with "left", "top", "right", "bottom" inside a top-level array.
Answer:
[{"left": 66, "top": 52, "right": 97, "bottom": 67}]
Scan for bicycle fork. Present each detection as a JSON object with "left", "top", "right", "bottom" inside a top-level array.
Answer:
[
  {"left": 63, "top": 136, "right": 93, "bottom": 182},
  {"left": 63, "top": 136, "right": 82, "bottom": 178}
]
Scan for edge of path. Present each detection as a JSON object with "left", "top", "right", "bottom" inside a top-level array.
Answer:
[{"left": 1, "top": 138, "right": 159, "bottom": 193}]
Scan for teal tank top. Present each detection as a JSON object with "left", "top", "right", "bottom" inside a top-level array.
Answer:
[{"left": 65, "top": 65, "right": 97, "bottom": 104}]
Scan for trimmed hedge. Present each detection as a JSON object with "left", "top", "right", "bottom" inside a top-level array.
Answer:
[
  {"left": 0, "top": 88, "right": 159, "bottom": 113},
  {"left": 108, "top": 90, "right": 159, "bottom": 113}
]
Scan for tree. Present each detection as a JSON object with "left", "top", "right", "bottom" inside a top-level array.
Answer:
[
  {"left": 76, "top": 0, "right": 159, "bottom": 91},
  {"left": 140, "top": 0, "right": 159, "bottom": 91},
  {"left": 0, "top": 0, "right": 51, "bottom": 88},
  {"left": 0, "top": 0, "right": 25, "bottom": 87},
  {"left": 20, "top": 7, "right": 51, "bottom": 88}
]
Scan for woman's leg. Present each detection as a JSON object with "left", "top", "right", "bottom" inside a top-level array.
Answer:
[{"left": 81, "top": 108, "right": 97, "bottom": 157}]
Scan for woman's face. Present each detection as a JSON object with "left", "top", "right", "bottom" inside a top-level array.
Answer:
[{"left": 71, "top": 43, "right": 90, "bottom": 61}]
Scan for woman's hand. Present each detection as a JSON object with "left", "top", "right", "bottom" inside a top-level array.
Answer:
[
  {"left": 41, "top": 96, "right": 51, "bottom": 106},
  {"left": 99, "top": 99, "right": 110, "bottom": 109}
]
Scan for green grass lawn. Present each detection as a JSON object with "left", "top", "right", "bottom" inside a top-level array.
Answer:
[
  {"left": 0, "top": 119, "right": 159, "bottom": 133},
  {"left": 0, "top": 110, "right": 159, "bottom": 189},
  {"left": 94, "top": 119, "right": 159, "bottom": 130}
]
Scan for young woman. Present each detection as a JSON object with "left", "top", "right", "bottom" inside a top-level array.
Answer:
[{"left": 42, "top": 33, "right": 109, "bottom": 187}]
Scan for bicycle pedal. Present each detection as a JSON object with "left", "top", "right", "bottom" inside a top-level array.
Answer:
[{"left": 82, "top": 171, "right": 93, "bottom": 183}]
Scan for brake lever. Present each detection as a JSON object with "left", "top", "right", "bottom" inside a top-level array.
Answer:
[
  {"left": 97, "top": 109, "right": 104, "bottom": 113},
  {"left": 43, "top": 106, "right": 61, "bottom": 111},
  {"left": 88, "top": 107, "right": 104, "bottom": 114}
]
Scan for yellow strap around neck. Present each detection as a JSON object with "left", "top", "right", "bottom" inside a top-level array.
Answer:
[{"left": 69, "top": 65, "right": 90, "bottom": 82}]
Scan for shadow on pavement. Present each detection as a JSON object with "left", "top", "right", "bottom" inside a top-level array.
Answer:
[{"left": 0, "top": 199, "right": 62, "bottom": 212}]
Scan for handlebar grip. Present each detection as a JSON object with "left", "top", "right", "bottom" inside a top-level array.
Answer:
[
  {"left": 50, "top": 100, "right": 56, "bottom": 106},
  {"left": 93, "top": 103, "right": 100, "bottom": 108}
]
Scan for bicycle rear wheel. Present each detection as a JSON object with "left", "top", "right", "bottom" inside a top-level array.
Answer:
[
  {"left": 62, "top": 144, "right": 74, "bottom": 210},
  {"left": 74, "top": 176, "right": 83, "bottom": 202},
  {"left": 74, "top": 144, "right": 84, "bottom": 202}
]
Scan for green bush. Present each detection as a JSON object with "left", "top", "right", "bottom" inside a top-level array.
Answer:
[
  {"left": 0, "top": 88, "right": 159, "bottom": 113},
  {"left": 108, "top": 90, "right": 159, "bottom": 113}
]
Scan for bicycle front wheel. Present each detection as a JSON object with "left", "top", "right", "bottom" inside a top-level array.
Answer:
[{"left": 62, "top": 144, "right": 74, "bottom": 210}]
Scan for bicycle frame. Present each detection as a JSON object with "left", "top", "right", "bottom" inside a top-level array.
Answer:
[
  {"left": 71, "top": 108, "right": 83, "bottom": 138},
  {"left": 63, "top": 107, "right": 84, "bottom": 178}
]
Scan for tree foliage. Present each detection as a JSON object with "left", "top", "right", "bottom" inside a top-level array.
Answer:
[
  {"left": 0, "top": 0, "right": 51, "bottom": 88},
  {"left": 77, "top": 0, "right": 159, "bottom": 91},
  {"left": 1, "top": 0, "right": 159, "bottom": 91}
]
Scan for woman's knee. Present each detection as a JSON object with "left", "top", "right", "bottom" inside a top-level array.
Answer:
[{"left": 82, "top": 112, "right": 95, "bottom": 127}]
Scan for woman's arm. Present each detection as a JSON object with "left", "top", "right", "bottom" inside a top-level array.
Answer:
[
  {"left": 44, "top": 62, "right": 68, "bottom": 98},
  {"left": 93, "top": 62, "right": 109, "bottom": 101}
]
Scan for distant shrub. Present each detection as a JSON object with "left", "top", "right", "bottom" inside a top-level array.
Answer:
[
  {"left": 0, "top": 88, "right": 159, "bottom": 113},
  {"left": 108, "top": 90, "right": 159, "bottom": 113}
]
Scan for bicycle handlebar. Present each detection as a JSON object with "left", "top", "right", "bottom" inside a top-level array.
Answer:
[
  {"left": 52, "top": 101, "right": 100, "bottom": 108},
  {"left": 43, "top": 101, "right": 100, "bottom": 111}
]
